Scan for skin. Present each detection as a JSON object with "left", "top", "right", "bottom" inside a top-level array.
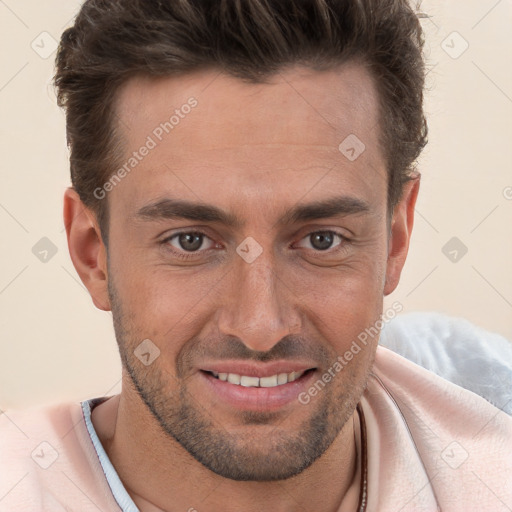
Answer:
[{"left": 64, "top": 62, "right": 419, "bottom": 512}]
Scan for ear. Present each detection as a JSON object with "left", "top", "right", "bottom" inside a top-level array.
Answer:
[
  {"left": 63, "top": 187, "right": 111, "bottom": 311},
  {"left": 383, "top": 175, "right": 420, "bottom": 296}
]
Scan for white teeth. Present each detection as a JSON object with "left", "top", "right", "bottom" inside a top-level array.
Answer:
[
  {"left": 227, "top": 373, "right": 241, "bottom": 385},
  {"left": 211, "top": 370, "right": 306, "bottom": 387},
  {"left": 277, "top": 373, "right": 288, "bottom": 385},
  {"left": 259, "top": 375, "right": 278, "bottom": 387},
  {"left": 240, "top": 376, "right": 260, "bottom": 387},
  {"left": 286, "top": 371, "right": 305, "bottom": 383}
]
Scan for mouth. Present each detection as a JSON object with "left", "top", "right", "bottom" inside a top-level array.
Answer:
[
  {"left": 198, "top": 367, "right": 318, "bottom": 411},
  {"left": 203, "top": 369, "right": 315, "bottom": 388}
]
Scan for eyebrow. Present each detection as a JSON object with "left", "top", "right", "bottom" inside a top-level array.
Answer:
[{"left": 135, "top": 195, "right": 370, "bottom": 227}]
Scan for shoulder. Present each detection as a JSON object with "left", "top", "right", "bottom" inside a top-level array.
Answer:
[
  {"left": 0, "top": 398, "right": 120, "bottom": 512},
  {"left": 0, "top": 401, "right": 83, "bottom": 510},
  {"left": 0, "top": 400, "right": 84, "bottom": 467},
  {"left": 368, "top": 346, "right": 512, "bottom": 509}
]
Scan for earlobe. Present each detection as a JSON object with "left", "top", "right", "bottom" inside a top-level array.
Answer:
[
  {"left": 383, "top": 175, "right": 420, "bottom": 296},
  {"left": 63, "top": 187, "right": 111, "bottom": 311}
]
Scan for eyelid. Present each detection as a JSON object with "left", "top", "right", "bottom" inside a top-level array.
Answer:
[
  {"left": 159, "top": 226, "right": 216, "bottom": 244},
  {"left": 165, "top": 231, "right": 215, "bottom": 249}
]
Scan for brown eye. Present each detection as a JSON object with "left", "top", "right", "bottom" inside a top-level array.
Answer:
[
  {"left": 167, "top": 232, "right": 211, "bottom": 252},
  {"left": 296, "top": 231, "right": 345, "bottom": 252},
  {"left": 178, "top": 233, "right": 203, "bottom": 251},
  {"left": 309, "top": 232, "right": 335, "bottom": 251}
]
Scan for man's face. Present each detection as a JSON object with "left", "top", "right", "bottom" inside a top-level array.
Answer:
[{"left": 103, "top": 63, "right": 397, "bottom": 481}]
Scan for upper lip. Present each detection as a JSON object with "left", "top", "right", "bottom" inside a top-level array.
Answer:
[{"left": 199, "top": 361, "right": 316, "bottom": 378}]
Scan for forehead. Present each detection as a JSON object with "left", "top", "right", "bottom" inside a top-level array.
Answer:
[{"left": 111, "top": 63, "right": 386, "bottom": 216}]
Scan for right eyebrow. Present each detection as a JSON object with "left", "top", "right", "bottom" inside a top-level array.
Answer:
[{"left": 135, "top": 198, "right": 242, "bottom": 227}]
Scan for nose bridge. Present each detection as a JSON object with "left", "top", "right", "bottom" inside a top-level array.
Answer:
[{"left": 218, "top": 250, "right": 298, "bottom": 352}]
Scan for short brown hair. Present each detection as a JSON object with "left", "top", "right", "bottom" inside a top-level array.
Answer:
[{"left": 54, "top": 0, "right": 428, "bottom": 243}]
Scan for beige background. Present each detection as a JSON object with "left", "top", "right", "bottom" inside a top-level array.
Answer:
[{"left": 0, "top": 1, "right": 511, "bottom": 410}]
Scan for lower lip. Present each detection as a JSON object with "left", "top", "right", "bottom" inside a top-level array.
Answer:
[{"left": 199, "top": 370, "right": 317, "bottom": 411}]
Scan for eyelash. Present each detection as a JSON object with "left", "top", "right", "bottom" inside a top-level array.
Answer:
[{"left": 160, "top": 230, "right": 350, "bottom": 261}]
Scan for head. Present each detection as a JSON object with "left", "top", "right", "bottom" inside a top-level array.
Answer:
[{"left": 58, "top": 0, "right": 427, "bottom": 481}]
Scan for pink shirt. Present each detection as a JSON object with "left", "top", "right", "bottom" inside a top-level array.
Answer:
[{"left": 1, "top": 346, "right": 511, "bottom": 511}]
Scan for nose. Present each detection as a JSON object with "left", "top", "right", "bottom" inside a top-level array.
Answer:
[{"left": 217, "top": 250, "right": 301, "bottom": 352}]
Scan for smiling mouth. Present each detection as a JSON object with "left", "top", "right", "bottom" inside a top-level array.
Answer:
[{"left": 203, "top": 369, "right": 315, "bottom": 388}]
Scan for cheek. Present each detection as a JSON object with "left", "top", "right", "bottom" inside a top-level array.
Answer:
[
  {"left": 289, "top": 247, "right": 387, "bottom": 353},
  {"left": 109, "top": 255, "right": 224, "bottom": 358},
  {"left": 311, "top": 286, "right": 383, "bottom": 355},
  {"left": 294, "top": 237, "right": 387, "bottom": 297}
]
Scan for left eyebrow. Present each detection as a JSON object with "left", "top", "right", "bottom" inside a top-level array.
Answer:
[
  {"left": 280, "top": 196, "right": 370, "bottom": 225},
  {"left": 134, "top": 195, "right": 370, "bottom": 227}
]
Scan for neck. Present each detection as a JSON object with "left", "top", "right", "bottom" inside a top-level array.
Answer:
[{"left": 91, "top": 389, "right": 360, "bottom": 512}]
